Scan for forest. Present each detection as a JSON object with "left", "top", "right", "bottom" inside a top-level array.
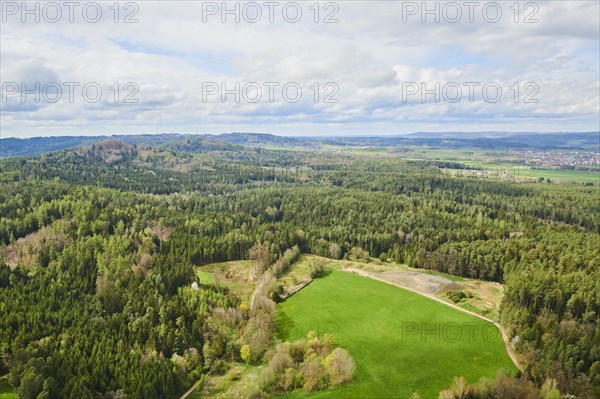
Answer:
[{"left": 0, "top": 136, "right": 598, "bottom": 398}]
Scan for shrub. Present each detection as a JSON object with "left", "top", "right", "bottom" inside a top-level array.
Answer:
[
  {"left": 289, "top": 340, "right": 306, "bottom": 363},
  {"left": 347, "top": 246, "right": 370, "bottom": 261},
  {"left": 541, "top": 379, "right": 561, "bottom": 399},
  {"left": 302, "top": 357, "right": 326, "bottom": 391},
  {"left": 447, "top": 290, "right": 467, "bottom": 303},
  {"left": 255, "top": 331, "right": 354, "bottom": 394},
  {"left": 281, "top": 367, "right": 296, "bottom": 392},
  {"left": 240, "top": 344, "right": 252, "bottom": 364},
  {"left": 211, "top": 359, "right": 228, "bottom": 375},
  {"left": 246, "top": 389, "right": 269, "bottom": 399},
  {"left": 225, "top": 368, "right": 240, "bottom": 381},
  {"left": 189, "top": 369, "right": 202, "bottom": 380},
  {"left": 269, "top": 351, "right": 293, "bottom": 374},
  {"left": 258, "top": 366, "right": 276, "bottom": 391},
  {"left": 329, "top": 243, "right": 342, "bottom": 259},
  {"left": 324, "top": 348, "right": 355, "bottom": 385},
  {"left": 438, "top": 373, "right": 541, "bottom": 399},
  {"left": 268, "top": 284, "right": 284, "bottom": 302},
  {"left": 308, "top": 260, "right": 325, "bottom": 278},
  {"left": 307, "top": 333, "right": 336, "bottom": 358},
  {"left": 438, "top": 376, "right": 473, "bottom": 399}
]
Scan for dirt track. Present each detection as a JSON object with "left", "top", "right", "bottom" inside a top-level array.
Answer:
[{"left": 342, "top": 267, "right": 524, "bottom": 373}]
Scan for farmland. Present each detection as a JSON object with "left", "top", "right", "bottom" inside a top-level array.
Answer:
[{"left": 275, "top": 269, "right": 517, "bottom": 399}]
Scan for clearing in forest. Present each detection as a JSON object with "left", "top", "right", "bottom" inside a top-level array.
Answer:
[{"left": 275, "top": 269, "right": 517, "bottom": 399}]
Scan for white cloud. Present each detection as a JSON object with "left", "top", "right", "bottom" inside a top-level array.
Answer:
[{"left": 1, "top": 0, "right": 598, "bottom": 137}]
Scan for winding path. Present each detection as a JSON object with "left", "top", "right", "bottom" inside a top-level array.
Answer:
[{"left": 342, "top": 267, "right": 524, "bottom": 373}]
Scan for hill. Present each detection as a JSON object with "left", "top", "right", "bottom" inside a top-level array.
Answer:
[{"left": 2, "top": 132, "right": 598, "bottom": 159}]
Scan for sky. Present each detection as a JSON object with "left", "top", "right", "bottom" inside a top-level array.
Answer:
[{"left": 1, "top": 0, "right": 599, "bottom": 138}]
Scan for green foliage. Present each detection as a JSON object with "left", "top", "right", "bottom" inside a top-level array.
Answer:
[
  {"left": 438, "top": 373, "right": 547, "bottom": 399},
  {"left": 0, "top": 185, "right": 238, "bottom": 398},
  {"left": 240, "top": 344, "right": 252, "bottom": 364},
  {"left": 447, "top": 290, "right": 467, "bottom": 303},
  {"left": 0, "top": 377, "right": 16, "bottom": 399},
  {"left": 258, "top": 332, "right": 354, "bottom": 395},
  {"left": 308, "top": 259, "right": 326, "bottom": 278},
  {"left": 0, "top": 139, "right": 598, "bottom": 397}
]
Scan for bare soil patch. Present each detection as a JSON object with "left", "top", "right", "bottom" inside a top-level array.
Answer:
[{"left": 343, "top": 267, "right": 463, "bottom": 295}]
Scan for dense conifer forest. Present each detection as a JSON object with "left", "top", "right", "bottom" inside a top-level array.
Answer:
[{"left": 0, "top": 137, "right": 598, "bottom": 398}]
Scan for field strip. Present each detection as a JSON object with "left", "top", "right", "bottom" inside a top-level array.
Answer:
[{"left": 342, "top": 267, "right": 524, "bottom": 373}]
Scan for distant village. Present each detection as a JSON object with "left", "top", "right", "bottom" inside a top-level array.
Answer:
[{"left": 510, "top": 150, "right": 599, "bottom": 167}]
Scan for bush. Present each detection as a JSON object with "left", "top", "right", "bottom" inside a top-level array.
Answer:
[
  {"left": 329, "top": 243, "right": 342, "bottom": 259},
  {"left": 324, "top": 348, "right": 355, "bottom": 385},
  {"left": 210, "top": 359, "right": 228, "bottom": 375},
  {"left": 308, "top": 260, "right": 325, "bottom": 278},
  {"left": 246, "top": 389, "right": 269, "bottom": 399},
  {"left": 302, "top": 357, "right": 326, "bottom": 391},
  {"left": 254, "top": 331, "right": 354, "bottom": 395},
  {"left": 541, "top": 379, "right": 561, "bottom": 399},
  {"left": 289, "top": 340, "right": 306, "bottom": 363},
  {"left": 269, "top": 350, "right": 293, "bottom": 374},
  {"left": 268, "top": 284, "right": 284, "bottom": 302},
  {"left": 447, "top": 290, "right": 466, "bottom": 303},
  {"left": 189, "top": 369, "right": 202, "bottom": 380},
  {"left": 438, "top": 372, "right": 542, "bottom": 399},
  {"left": 258, "top": 366, "right": 276, "bottom": 391},
  {"left": 240, "top": 344, "right": 252, "bottom": 364},
  {"left": 225, "top": 368, "right": 240, "bottom": 381},
  {"left": 281, "top": 367, "right": 296, "bottom": 392},
  {"left": 347, "top": 246, "right": 369, "bottom": 262}
]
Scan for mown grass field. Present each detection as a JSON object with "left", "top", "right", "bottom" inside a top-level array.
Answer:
[
  {"left": 525, "top": 168, "right": 599, "bottom": 183},
  {"left": 275, "top": 270, "right": 517, "bottom": 399}
]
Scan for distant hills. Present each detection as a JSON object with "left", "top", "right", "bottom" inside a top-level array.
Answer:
[
  {"left": 1, "top": 131, "right": 598, "bottom": 158},
  {"left": 0, "top": 134, "right": 186, "bottom": 158},
  {"left": 315, "top": 132, "right": 600, "bottom": 150}
]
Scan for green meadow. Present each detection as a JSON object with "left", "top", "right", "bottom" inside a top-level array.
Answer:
[
  {"left": 0, "top": 377, "right": 16, "bottom": 399},
  {"left": 276, "top": 270, "right": 517, "bottom": 399},
  {"left": 525, "top": 168, "right": 599, "bottom": 183}
]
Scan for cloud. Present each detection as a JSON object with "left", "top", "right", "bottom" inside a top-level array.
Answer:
[{"left": 1, "top": 0, "right": 598, "bottom": 137}]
